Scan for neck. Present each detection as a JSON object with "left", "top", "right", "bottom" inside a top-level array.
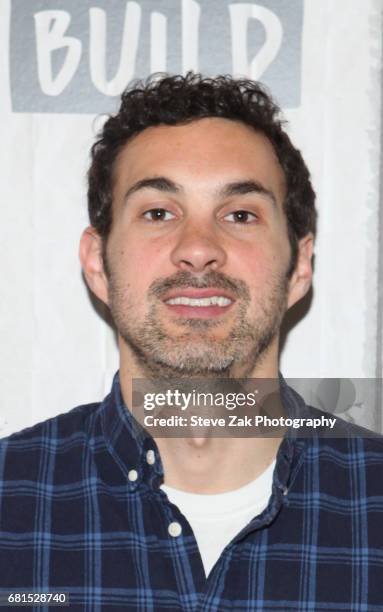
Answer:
[{"left": 118, "top": 338, "right": 283, "bottom": 494}]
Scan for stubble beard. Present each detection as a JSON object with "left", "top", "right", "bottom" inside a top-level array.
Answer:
[{"left": 107, "top": 269, "right": 289, "bottom": 379}]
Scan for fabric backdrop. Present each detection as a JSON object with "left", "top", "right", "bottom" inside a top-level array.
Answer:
[{"left": 0, "top": 0, "right": 382, "bottom": 436}]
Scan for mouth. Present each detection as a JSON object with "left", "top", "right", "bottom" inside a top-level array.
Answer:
[{"left": 162, "top": 288, "right": 235, "bottom": 318}]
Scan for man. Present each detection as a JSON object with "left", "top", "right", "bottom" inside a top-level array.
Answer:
[{"left": 0, "top": 73, "right": 382, "bottom": 610}]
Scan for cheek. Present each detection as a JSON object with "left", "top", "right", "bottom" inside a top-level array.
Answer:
[
  {"left": 110, "top": 236, "right": 166, "bottom": 295},
  {"left": 231, "top": 241, "right": 286, "bottom": 283}
]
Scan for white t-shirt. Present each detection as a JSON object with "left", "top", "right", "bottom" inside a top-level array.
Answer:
[{"left": 161, "top": 460, "right": 275, "bottom": 577}]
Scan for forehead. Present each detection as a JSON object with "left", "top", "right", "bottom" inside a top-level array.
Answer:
[{"left": 113, "top": 117, "right": 286, "bottom": 204}]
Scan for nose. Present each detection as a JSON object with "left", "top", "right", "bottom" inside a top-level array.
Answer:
[{"left": 170, "top": 222, "right": 227, "bottom": 273}]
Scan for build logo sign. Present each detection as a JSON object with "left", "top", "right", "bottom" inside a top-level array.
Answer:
[{"left": 10, "top": 0, "right": 303, "bottom": 113}]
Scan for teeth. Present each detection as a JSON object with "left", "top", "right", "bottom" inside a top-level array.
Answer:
[{"left": 166, "top": 296, "right": 232, "bottom": 307}]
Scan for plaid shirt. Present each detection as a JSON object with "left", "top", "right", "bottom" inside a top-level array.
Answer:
[{"left": 1, "top": 372, "right": 383, "bottom": 611}]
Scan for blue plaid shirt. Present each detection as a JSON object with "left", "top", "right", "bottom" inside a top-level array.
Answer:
[{"left": 1, "top": 372, "right": 383, "bottom": 611}]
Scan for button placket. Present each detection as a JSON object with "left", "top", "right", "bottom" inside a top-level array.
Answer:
[
  {"left": 128, "top": 469, "right": 138, "bottom": 482},
  {"left": 146, "top": 449, "right": 155, "bottom": 465},
  {"left": 168, "top": 521, "right": 182, "bottom": 537}
]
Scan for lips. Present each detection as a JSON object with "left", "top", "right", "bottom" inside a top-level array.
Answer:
[
  {"left": 166, "top": 295, "right": 232, "bottom": 307},
  {"left": 162, "top": 288, "right": 235, "bottom": 303},
  {"left": 162, "top": 287, "right": 235, "bottom": 317}
]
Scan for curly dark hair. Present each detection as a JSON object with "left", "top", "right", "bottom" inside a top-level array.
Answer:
[{"left": 88, "top": 72, "right": 316, "bottom": 274}]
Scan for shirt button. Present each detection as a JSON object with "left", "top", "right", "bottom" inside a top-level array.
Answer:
[
  {"left": 128, "top": 469, "right": 138, "bottom": 482},
  {"left": 146, "top": 450, "right": 155, "bottom": 465},
  {"left": 168, "top": 521, "right": 182, "bottom": 537}
]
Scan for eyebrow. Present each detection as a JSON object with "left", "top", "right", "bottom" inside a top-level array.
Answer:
[
  {"left": 123, "top": 176, "right": 277, "bottom": 207},
  {"left": 218, "top": 180, "right": 277, "bottom": 207},
  {"left": 124, "top": 177, "right": 182, "bottom": 202}
]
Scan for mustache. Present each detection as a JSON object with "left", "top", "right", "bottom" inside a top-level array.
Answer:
[{"left": 148, "top": 270, "right": 251, "bottom": 301}]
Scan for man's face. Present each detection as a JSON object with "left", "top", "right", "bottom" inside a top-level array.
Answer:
[{"left": 101, "top": 118, "right": 300, "bottom": 376}]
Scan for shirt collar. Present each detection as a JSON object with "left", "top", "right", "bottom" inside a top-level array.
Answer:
[
  {"left": 100, "top": 371, "right": 164, "bottom": 491},
  {"left": 275, "top": 375, "right": 309, "bottom": 494},
  {"left": 99, "top": 371, "right": 308, "bottom": 495}
]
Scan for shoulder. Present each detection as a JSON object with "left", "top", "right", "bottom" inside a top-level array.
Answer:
[
  {"left": 283, "top": 388, "right": 383, "bottom": 499},
  {"left": 283, "top": 382, "right": 383, "bottom": 459},
  {"left": 296, "top": 411, "right": 383, "bottom": 498},
  {"left": 298, "top": 403, "right": 383, "bottom": 460},
  {"left": 305, "top": 403, "right": 383, "bottom": 451},
  {"left": 0, "top": 402, "right": 102, "bottom": 480},
  {"left": 1, "top": 401, "right": 101, "bottom": 444}
]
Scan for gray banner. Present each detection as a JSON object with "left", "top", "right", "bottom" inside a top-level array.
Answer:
[
  {"left": 10, "top": 0, "right": 303, "bottom": 113},
  {"left": 131, "top": 378, "right": 383, "bottom": 438}
]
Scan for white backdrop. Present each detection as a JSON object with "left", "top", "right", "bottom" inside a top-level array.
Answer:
[{"left": 0, "top": 0, "right": 382, "bottom": 436}]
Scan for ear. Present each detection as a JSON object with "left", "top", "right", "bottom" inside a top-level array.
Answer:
[
  {"left": 287, "top": 233, "right": 314, "bottom": 309},
  {"left": 79, "top": 226, "right": 109, "bottom": 305}
]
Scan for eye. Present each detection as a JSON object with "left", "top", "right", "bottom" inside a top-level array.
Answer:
[
  {"left": 142, "top": 208, "right": 175, "bottom": 221},
  {"left": 224, "top": 210, "right": 258, "bottom": 223}
]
